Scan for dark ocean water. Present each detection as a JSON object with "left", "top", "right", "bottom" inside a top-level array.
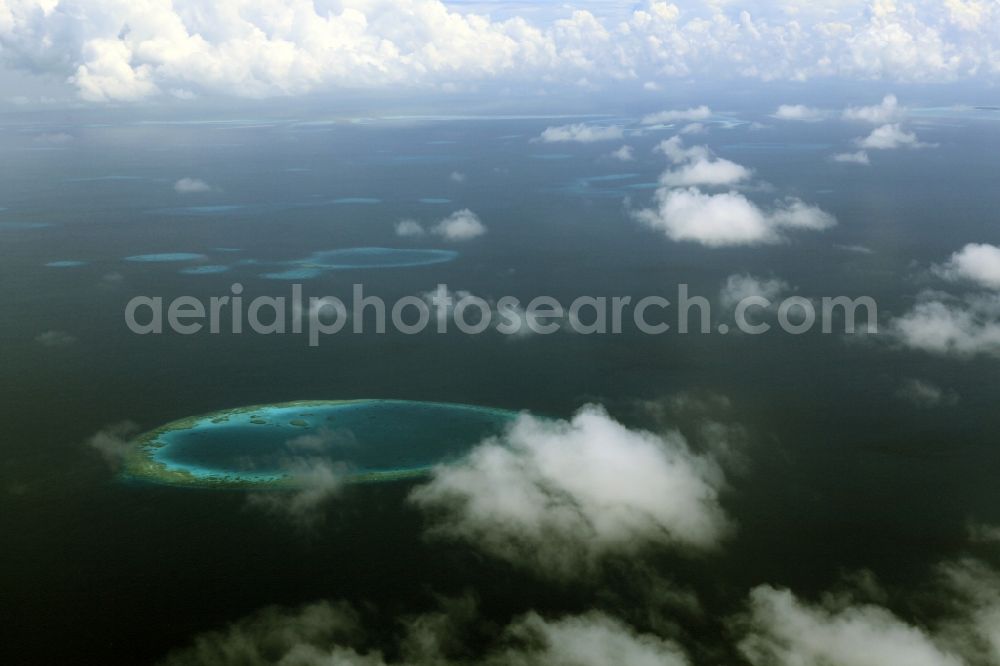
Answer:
[{"left": 2, "top": 105, "right": 1000, "bottom": 663}]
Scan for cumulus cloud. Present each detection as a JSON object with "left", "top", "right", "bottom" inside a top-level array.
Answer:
[
  {"left": 655, "top": 137, "right": 752, "bottom": 187},
  {"left": 719, "top": 274, "right": 790, "bottom": 309},
  {"left": 844, "top": 94, "right": 904, "bottom": 124},
  {"left": 679, "top": 122, "right": 706, "bottom": 135},
  {"left": 832, "top": 150, "right": 871, "bottom": 165},
  {"left": 641, "top": 106, "right": 712, "bottom": 125},
  {"left": 537, "top": 123, "right": 624, "bottom": 143},
  {"left": 431, "top": 209, "right": 486, "bottom": 241},
  {"left": 857, "top": 123, "right": 929, "bottom": 150},
  {"left": 773, "top": 104, "right": 824, "bottom": 121},
  {"left": 659, "top": 157, "right": 752, "bottom": 188},
  {"left": 935, "top": 243, "right": 1000, "bottom": 290},
  {"left": 410, "top": 405, "right": 730, "bottom": 578},
  {"left": 737, "top": 584, "right": 964, "bottom": 666},
  {"left": 892, "top": 245, "right": 1000, "bottom": 357},
  {"left": 896, "top": 378, "right": 959, "bottom": 407},
  {"left": 395, "top": 219, "right": 426, "bottom": 237},
  {"left": 610, "top": 145, "right": 635, "bottom": 161},
  {"left": 634, "top": 187, "right": 835, "bottom": 247},
  {"left": 173, "top": 177, "right": 213, "bottom": 194},
  {"left": 738, "top": 556, "right": 1000, "bottom": 666},
  {"left": 891, "top": 291, "right": 1000, "bottom": 357},
  {"left": 4, "top": 4, "right": 1000, "bottom": 103}
]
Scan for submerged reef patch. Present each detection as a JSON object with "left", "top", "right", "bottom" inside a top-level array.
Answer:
[
  {"left": 259, "top": 247, "right": 458, "bottom": 279},
  {"left": 123, "top": 399, "right": 519, "bottom": 489},
  {"left": 125, "top": 253, "right": 207, "bottom": 263}
]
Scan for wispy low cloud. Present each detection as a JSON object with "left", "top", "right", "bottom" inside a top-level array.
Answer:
[
  {"left": 857, "top": 124, "right": 932, "bottom": 150},
  {"left": 641, "top": 106, "right": 712, "bottom": 125},
  {"left": 495, "top": 612, "right": 689, "bottom": 666},
  {"left": 831, "top": 150, "right": 871, "bottom": 165},
  {"left": 719, "top": 274, "right": 791, "bottom": 310},
  {"left": 410, "top": 405, "right": 730, "bottom": 579},
  {"left": 247, "top": 460, "right": 347, "bottom": 527},
  {"left": 173, "top": 177, "right": 214, "bottom": 194},
  {"left": 609, "top": 145, "right": 634, "bottom": 161},
  {"left": 395, "top": 210, "right": 487, "bottom": 241},
  {"left": 161, "top": 599, "right": 689, "bottom": 666},
  {"left": 896, "top": 378, "right": 959, "bottom": 408},
  {"left": 536, "top": 123, "right": 623, "bottom": 143},
  {"left": 35, "top": 330, "right": 77, "bottom": 347},
  {"left": 773, "top": 104, "right": 824, "bottom": 121},
  {"left": 449, "top": 171, "right": 466, "bottom": 183},
  {"left": 395, "top": 219, "right": 427, "bottom": 237},
  {"left": 86, "top": 421, "right": 139, "bottom": 469},
  {"left": 843, "top": 94, "right": 904, "bottom": 124}
]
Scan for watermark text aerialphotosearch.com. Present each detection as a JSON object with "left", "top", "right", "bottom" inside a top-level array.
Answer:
[{"left": 125, "top": 283, "right": 878, "bottom": 347}]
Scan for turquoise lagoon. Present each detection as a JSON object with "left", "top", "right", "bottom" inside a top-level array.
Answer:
[{"left": 125, "top": 400, "right": 519, "bottom": 488}]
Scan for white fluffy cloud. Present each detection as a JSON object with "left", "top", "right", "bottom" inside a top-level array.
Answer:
[
  {"left": 635, "top": 186, "right": 835, "bottom": 247},
  {"left": 655, "top": 137, "right": 752, "bottom": 187},
  {"left": 857, "top": 123, "right": 927, "bottom": 150},
  {"left": 635, "top": 137, "right": 834, "bottom": 246},
  {"left": 774, "top": 104, "right": 824, "bottom": 121},
  {"left": 891, "top": 291, "right": 1000, "bottom": 357},
  {"left": 537, "top": 123, "right": 624, "bottom": 143},
  {"left": 892, "top": 244, "right": 1000, "bottom": 357},
  {"left": 935, "top": 243, "right": 1000, "bottom": 290},
  {"left": 397, "top": 210, "right": 486, "bottom": 241},
  {"left": 4, "top": 4, "right": 1000, "bottom": 102},
  {"left": 843, "top": 94, "right": 904, "bottom": 123},
  {"left": 431, "top": 209, "right": 486, "bottom": 241},
  {"left": 659, "top": 158, "right": 752, "bottom": 188},
  {"left": 410, "top": 405, "right": 730, "bottom": 578}
]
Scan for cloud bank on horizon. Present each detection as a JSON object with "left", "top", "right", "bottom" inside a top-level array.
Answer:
[{"left": 1, "top": 0, "right": 999, "bottom": 103}]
